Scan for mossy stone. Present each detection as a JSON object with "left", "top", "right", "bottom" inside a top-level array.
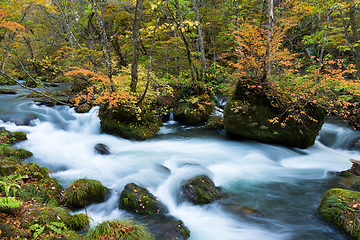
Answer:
[
  {"left": 17, "top": 162, "right": 49, "bottom": 180},
  {"left": 181, "top": 175, "right": 223, "bottom": 205},
  {"left": 319, "top": 188, "right": 360, "bottom": 239},
  {"left": 0, "top": 144, "right": 33, "bottom": 160},
  {"left": 173, "top": 92, "right": 215, "bottom": 124},
  {"left": 141, "top": 215, "right": 190, "bottom": 240},
  {"left": 60, "top": 178, "right": 107, "bottom": 208},
  {"left": 119, "top": 183, "right": 168, "bottom": 215},
  {"left": 205, "top": 116, "right": 224, "bottom": 130},
  {"left": 99, "top": 105, "right": 162, "bottom": 140},
  {"left": 224, "top": 80, "right": 325, "bottom": 149},
  {"left": 74, "top": 103, "right": 92, "bottom": 113}
]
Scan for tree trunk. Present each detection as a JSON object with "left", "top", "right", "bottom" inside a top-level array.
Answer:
[
  {"left": 23, "top": 35, "right": 38, "bottom": 75},
  {"left": 130, "top": 0, "right": 144, "bottom": 93},
  {"left": 89, "top": 0, "right": 114, "bottom": 92},
  {"left": 261, "top": 0, "right": 273, "bottom": 83},
  {"left": 316, "top": 1, "right": 335, "bottom": 82},
  {"left": 138, "top": 0, "right": 164, "bottom": 105},
  {"left": 173, "top": 0, "right": 198, "bottom": 86},
  {"left": 349, "top": 5, "right": 360, "bottom": 78},
  {"left": 192, "top": 0, "right": 206, "bottom": 82}
]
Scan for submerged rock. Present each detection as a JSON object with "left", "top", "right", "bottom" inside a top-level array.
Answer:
[
  {"left": 94, "top": 143, "right": 111, "bottom": 155},
  {"left": 141, "top": 215, "right": 190, "bottom": 240},
  {"left": 338, "top": 159, "right": 360, "bottom": 189},
  {"left": 1, "top": 114, "right": 37, "bottom": 126},
  {"left": 0, "top": 89, "right": 16, "bottom": 94},
  {"left": 224, "top": 79, "right": 325, "bottom": 149},
  {"left": 319, "top": 188, "right": 360, "bottom": 239},
  {"left": 60, "top": 178, "right": 108, "bottom": 208},
  {"left": 119, "top": 183, "right": 168, "bottom": 215},
  {"left": 223, "top": 204, "right": 263, "bottom": 218},
  {"left": 180, "top": 175, "right": 223, "bottom": 205}
]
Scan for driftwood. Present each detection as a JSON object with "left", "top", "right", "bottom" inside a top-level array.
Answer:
[{"left": 349, "top": 159, "right": 360, "bottom": 176}]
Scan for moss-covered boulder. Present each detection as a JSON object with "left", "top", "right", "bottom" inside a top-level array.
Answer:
[
  {"left": 224, "top": 79, "right": 325, "bottom": 148},
  {"left": 17, "top": 162, "right": 50, "bottom": 181},
  {"left": 74, "top": 103, "right": 92, "bottom": 113},
  {"left": 173, "top": 85, "right": 215, "bottom": 124},
  {"left": 180, "top": 175, "right": 223, "bottom": 205},
  {"left": 319, "top": 188, "right": 360, "bottom": 239},
  {"left": 119, "top": 183, "right": 168, "bottom": 215},
  {"left": 205, "top": 116, "right": 224, "bottom": 130},
  {"left": 99, "top": 103, "right": 162, "bottom": 140},
  {"left": 60, "top": 178, "right": 107, "bottom": 208},
  {"left": 86, "top": 219, "right": 154, "bottom": 240},
  {"left": 141, "top": 215, "right": 190, "bottom": 240},
  {"left": 0, "top": 130, "right": 28, "bottom": 144}
]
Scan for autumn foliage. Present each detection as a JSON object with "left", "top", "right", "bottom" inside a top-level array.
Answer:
[{"left": 229, "top": 19, "right": 360, "bottom": 128}]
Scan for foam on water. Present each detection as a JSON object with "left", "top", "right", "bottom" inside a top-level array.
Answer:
[{"left": 0, "top": 102, "right": 358, "bottom": 239}]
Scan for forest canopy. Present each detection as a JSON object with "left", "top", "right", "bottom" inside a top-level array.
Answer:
[{"left": 0, "top": 0, "right": 359, "bottom": 128}]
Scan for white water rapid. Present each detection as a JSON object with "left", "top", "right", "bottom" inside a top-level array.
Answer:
[{"left": 1, "top": 87, "right": 360, "bottom": 240}]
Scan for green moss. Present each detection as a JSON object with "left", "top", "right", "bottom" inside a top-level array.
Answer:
[
  {"left": 66, "top": 213, "right": 90, "bottom": 231},
  {"left": 19, "top": 178, "right": 63, "bottom": 205},
  {"left": 205, "top": 116, "right": 224, "bottom": 130},
  {"left": 223, "top": 80, "right": 325, "bottom": 148},
  {"left": 20, "top": 204, "right": 72, "bottom": 229},
  {"left": 173, "top": 87, "right": 215, "bottom": 124},
  {"left": 119, "top": 183, "right": 168, "bottom": 216},
  {"left": 99, "top": 105, "right": 162, "bottom": 140},
  {"left": 319, "top": 188, "right": 360, "bottom": 239},
  {"left": 74, "top": 103, "right": 92, "bottom": 113},
  {"left": 17, "top": 162, "right": 49, "bottom": 180},
  {"left": 0, "top": 223, "right": 30, "bottom": 239},
  {"left": 60, "top": 178, "right": 107, "bottom": 208},
  {"left": 0, "top": 132, "right": 32, "bottom": 159},
  {"left": 175, "top": 220, "right": 190, "bottom": 239},
  {"left": 181, "top": 175, "right": 223, "bottom": 205},
  {"left": 20, "top": 203, "right": 89, "bottom": 238},
  {"left": 86, "top": 219, "right": 154, "bottom": 240}
]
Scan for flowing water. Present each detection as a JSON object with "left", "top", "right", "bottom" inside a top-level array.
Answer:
[{"left": 1, "top": 85, "right": 360, "bottom": 240}]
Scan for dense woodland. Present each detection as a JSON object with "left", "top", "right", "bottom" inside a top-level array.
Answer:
[{"left": 0, "top": 0, "right": 360, "bottom": 127}]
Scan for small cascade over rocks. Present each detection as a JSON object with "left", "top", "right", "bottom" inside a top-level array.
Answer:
[{"left": 1, "top": 85, "right": 360, "bottom": 239}]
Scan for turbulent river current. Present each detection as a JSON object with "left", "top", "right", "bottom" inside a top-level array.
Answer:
[{"left": 1, "top": 84, "right": 360, "bottom": 240}]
